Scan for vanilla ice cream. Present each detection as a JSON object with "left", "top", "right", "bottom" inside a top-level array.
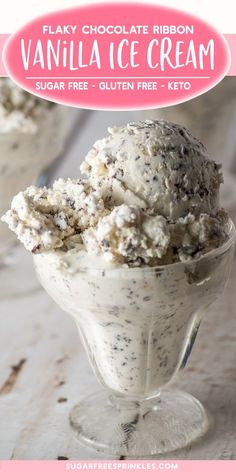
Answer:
[
  {"left": 0, "top": 78, "right": 73, "bottom": 257},
  {"left": 2, "top": 119, "right": 232, "bottom": 397},
  {"left": 81, "top": 121, "right": 221, "bottom": 219},
  {"left": 3, "top": 120, "right": 228, "bottom": 265},
  {"left": 33, "top": 234, "right": 233, "bottom": 396}
]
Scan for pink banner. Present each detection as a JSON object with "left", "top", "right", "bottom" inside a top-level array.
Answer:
[
  {"left": 0, "top": 34, "right": 236, "bottom": 76},
  {"left": 225, "top": 34, "right": 236, "bottom": 75},
  {"left": 1, "top": 461, "right": 236, "bottom": 471},
  {"left": 1, "top": 4, "right": 230, "bottom": 110},
  {"left": 0, "top": 34, "right": 9, "bottom": 75}
]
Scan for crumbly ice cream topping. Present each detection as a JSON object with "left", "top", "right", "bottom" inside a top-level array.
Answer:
[
  {"left": 3, "top": 179, "right": 105, "bottom": 253},
  {"left": 83, "top": 204, "right": 170, "bottom": 265},
  {"left": 0, "top": 78, "right": 54, "bottom": 133},
  {"left": 2, "top": 120, "right": 229, "bottom": 266}
]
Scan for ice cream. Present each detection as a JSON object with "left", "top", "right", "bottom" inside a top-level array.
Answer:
[
  {"left": 33, "top": 237, "right": 233, "bottom": 397},
  {"left": 0, "top": 78, "right": 73, "bottom": 257},
  {"left": 81, "top": 121, "right": 221, "bottom": 219},
  {"left": 2, "top": 119, "right": 233, "bottom": 398},
  {"left": 3, "top": 120, "right": 228, "bottom": 265}
]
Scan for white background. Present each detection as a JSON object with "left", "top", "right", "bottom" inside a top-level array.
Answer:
[{"left": 0, "top": 0, "right": 235, "bottom": 33}]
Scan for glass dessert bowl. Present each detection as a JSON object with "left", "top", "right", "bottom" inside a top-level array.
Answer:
[
  {"left": 0, "top": 78, "right": 77, "bottom": 297},
  {"left": 2, "top": 119, "right": 235, "bottom": 455},
  {"left": 34, "top": 220, "right": 235, "bottom": 456}
]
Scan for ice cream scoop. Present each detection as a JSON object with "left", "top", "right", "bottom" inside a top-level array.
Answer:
[
  {"left": 81, "top": 121, "right": 222, "bottom": 219},
  {"left": 0, "top": 78, "right": 73, "bottom": 255},
  {"left": 2, "top": 120, "right": 229, "bottom": 266},
  {"left": 0, "top": 78, "right": 78, "bottom": 297}
]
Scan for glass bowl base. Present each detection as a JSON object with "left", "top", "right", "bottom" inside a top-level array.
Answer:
[{"left": 70, "top": 389, "right": 209, "bottom": 457}]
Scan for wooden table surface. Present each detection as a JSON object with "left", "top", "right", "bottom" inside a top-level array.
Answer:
[{"left": 0, "top": 110, "right": 236, "bottom": 459}]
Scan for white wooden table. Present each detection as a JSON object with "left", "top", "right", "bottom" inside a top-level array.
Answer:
[{"left": 0, "top": 110, "right": 236, "bottom": 459}]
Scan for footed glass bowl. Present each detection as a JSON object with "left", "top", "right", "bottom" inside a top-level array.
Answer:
[
  {"left": 0, "top": 104, "right": 76, "bottom": 298},
  {"left": 34, "top": 220, "right": 235, "bottom": 456}
]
